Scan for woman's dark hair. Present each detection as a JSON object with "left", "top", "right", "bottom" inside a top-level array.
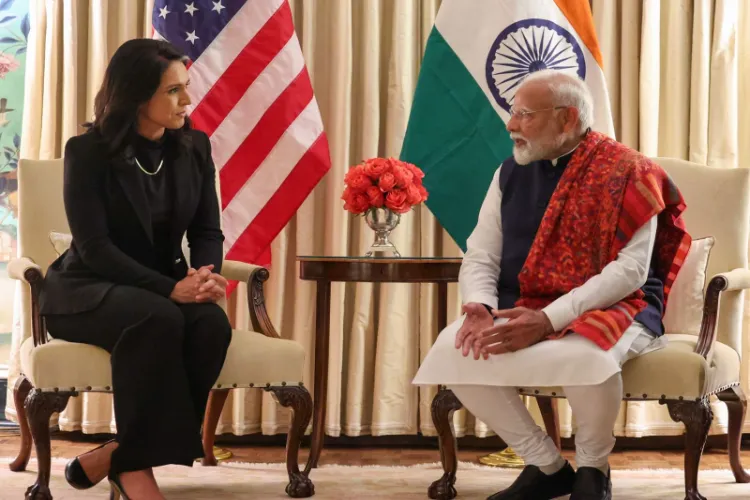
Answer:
[{"left": 85, "top": 39, "right": 190, "bottom": 153}]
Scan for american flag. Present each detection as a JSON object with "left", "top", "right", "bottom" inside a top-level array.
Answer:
[{"left": 152, "top": 0, "right": 331, "bottom": 273}]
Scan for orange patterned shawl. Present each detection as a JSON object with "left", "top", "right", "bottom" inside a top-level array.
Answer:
[{"left": 517, "top": 132, "right": 691, "bottom": 350}]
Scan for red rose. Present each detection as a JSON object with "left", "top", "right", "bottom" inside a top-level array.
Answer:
[
  {"left": 342, "top": 187, "right": 371, "bottom": 214},
  {"left": 366, "top": 185, "right": 384, "bottom": 208},
  {"left": 405, "top": 183, "right": 423, "bottom": 205},
  {"left": 392, "top": 165, "right": 414, "bottom": 187},
  {"left": 417, "top": 184, "right": 428, "bottom": 202},
  {"left": 348, "top": 172, "right": 374, "bottom": 191},
  {"left": 378, "top": 172, "right": 397, "bottom": 192},
  {"left": 385, "top": 188, "right": 410, "bottom": 214},
  {"left": 344, "top": 165, "right": 364, "bottom": 185},
  {"left": 363, "top": 158, "right": 391, "bottom": 179},
  {"left": 404, "top": 162, "right": 425, "bottom": 180}
]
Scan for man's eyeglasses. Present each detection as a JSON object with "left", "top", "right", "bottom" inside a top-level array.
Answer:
[{"left": 509, "top": 106, "right": 567, "bottom": 119}]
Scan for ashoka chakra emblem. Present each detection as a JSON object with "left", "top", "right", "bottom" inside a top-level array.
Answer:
[{"left": 485, "top": 18, "right": 586, "bottom": 113}]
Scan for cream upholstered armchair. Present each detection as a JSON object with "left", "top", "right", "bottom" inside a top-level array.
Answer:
[
  {"left": 7, "top": 158, "right": 314, "bottom": 499},
  {"left": 430, "top": 158, "right": 750, "bottom": 500}
]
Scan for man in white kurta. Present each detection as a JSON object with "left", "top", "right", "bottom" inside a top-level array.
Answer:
[{"left": 413, "top": 71, "right": 689, "bottom": 500}]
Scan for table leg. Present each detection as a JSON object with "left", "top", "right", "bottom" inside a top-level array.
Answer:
[
  {"left": 308, "top": 280, "right": 331, "bottom": 469},
  {"left": 437, "top": 282, "right": 448, "bottom": 332},
  {"left": 430, "top": 283, "right": 458, "bottom": 498}
]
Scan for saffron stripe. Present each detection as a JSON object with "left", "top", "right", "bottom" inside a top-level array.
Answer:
[{"left": 551, "top": 0, "right": 604, "bottom": 67}]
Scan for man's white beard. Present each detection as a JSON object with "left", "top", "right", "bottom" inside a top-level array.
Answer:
[{"left": 511, "top": 133, "right": 568, "bottom": 165}]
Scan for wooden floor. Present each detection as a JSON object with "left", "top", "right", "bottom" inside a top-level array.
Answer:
[{"left": 1, "top": 430, "right": 749, "bottom": 470}]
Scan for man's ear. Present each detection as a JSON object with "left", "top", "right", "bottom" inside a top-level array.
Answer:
[{"left": 561, "top": 106, "right": 580, "bottom": 134}]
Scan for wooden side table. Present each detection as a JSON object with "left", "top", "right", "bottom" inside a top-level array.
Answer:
[
  {"left": 297, "top": 256, "right": 560, "bottom": 499},
  {"left": 297, "top": 256, "right": 462, "bottom": 468}
]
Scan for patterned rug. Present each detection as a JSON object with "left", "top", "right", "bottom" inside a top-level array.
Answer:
[{"left": 1, "top": 458, "right": 749, "bottom": 499}]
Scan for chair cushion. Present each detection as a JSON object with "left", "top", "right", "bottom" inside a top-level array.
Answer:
[
  {"left": 214, "top": 330, "right": 305, "bottom": 388},
  {"left": 21, "top": 330, "right": 305, "bottom": 392},
  {"left": 21, "top": 337, "right": 112, "bottom": 391},
  {"left": 662, "top": 237, "right": 714, "bottom": 335},
  {"left": 518, "top": 334, "right": 740, "bottom": 400},
  {"left": 49, "top": 230, "right": 72, "bottom": 256}
]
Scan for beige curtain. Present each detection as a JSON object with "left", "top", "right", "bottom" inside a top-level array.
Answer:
[{"left": 6, "top": 0, "right": 750, "bottom": 440}]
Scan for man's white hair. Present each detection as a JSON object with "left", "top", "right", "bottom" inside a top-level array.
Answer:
[{"left": 518, "top": 70, "right": 594, "bottom": 134}]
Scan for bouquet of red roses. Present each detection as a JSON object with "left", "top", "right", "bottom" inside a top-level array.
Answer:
[{"left": 341, "top": 157, "right": 428, "bottom": 215}]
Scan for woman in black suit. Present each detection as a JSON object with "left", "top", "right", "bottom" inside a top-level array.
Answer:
[{"left": 40, "top": 39, "right": 232, "bottom": 499}]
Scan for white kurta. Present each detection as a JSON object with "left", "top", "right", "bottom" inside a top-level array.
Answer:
[{"left": 413, "top": 166, "right": 666, "bottom": 388}]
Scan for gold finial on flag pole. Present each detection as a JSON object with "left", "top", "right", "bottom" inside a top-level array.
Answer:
[{"left": 479, "top": 447, "right": 525, "bottom": 468}]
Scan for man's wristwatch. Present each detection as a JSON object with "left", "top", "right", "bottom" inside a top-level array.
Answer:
[{"left": 482, "top": 303, "right": 493, "bottom": 315}]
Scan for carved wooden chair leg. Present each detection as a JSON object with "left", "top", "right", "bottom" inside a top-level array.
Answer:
[
  {"left": 24, "top": 389, "right": 73, "bottom": 500},
  {"left": 9, "top": 376, "right": 33, "bottom": 472},
  {"left": 716, "top": 386, "right": 750, "bottom": 483},
  {"left": 267, "top": 385, "right": 315, "bottom": 498},
  {"left": 663, "top": 398, "right": 712, "bottom": 500},
  {"left": 536, "top": 396, "right": 561, "bottom": 451},
  {"left": 201, "top": 389, "right": 230, "bottom": 466},
  {"left": 428, "top": 387, "right": 463, "bottom": 500}
]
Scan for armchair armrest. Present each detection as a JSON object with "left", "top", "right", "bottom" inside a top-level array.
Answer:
[
  {"left": 221, "top": 260, "right": 266, "bottom": 283},
  {"left": 713, "top": 268, "right": 750, "bottom": 292},
  {"left": 7, "top": 257, "right": 48, "bottom": 347},
  {"left": 695, "top": 268, "right": 750, "bottom": 358},
  {"left": 222, "top": 259, "right": 281, "bottom": 339},
  {"left": 7, "top": 257, "right": 42, "bottom": 283}
]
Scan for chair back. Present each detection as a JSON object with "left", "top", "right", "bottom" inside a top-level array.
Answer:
[
  {"left": 16, "top": 157, "right": 230, "bottom": 313},
  {"left": 17, "top": 159, "right": 67, "bottom": 274},
  {"left": 654, "top": 157, "right": 750, "bottom": 355}
]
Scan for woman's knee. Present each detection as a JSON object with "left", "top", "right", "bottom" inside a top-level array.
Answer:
[
  {"left": 106, "top": 287, "right": 185, "bottom": 339},
  {"left": 184, "top": 303, "right": 232, "bottom": 346},
  {"left": 105, "top": 287, "right": 181, "bottom": 321},
  {"left": 148, "top": 301, "right": 185, "bottom": 331},
  {"left": 203, "top": 304, "right": 231, "bottom": 340}
]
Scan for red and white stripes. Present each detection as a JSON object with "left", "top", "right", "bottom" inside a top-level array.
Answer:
[{"left": 154, "top": 0, "right": 330, "bottom": 267}]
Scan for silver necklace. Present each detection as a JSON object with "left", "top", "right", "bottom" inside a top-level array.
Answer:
[{"left": 135, "top": 156, "right": 164, "bottom": 176}]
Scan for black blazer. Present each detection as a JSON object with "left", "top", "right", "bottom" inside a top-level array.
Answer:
[{"left": 40, "top": 128, "right": 224, "bottom": 316}]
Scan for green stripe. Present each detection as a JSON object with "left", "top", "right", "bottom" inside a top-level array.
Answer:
[{"left": 400, "top": 27, "right": 513, "bottom": 251}]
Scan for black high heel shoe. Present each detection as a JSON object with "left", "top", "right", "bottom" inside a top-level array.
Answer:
[
  {"left": 108, "top": 470, "right": 130, "bottom": 500},
  {"left": 64, "top": 439, "right": 115, "bottom": 489}
]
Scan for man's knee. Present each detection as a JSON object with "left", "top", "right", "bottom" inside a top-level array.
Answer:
[
  {"left": 564, "top": 376, "right": 621, "bottom": 455},
  {"left": 564, "top": 374, "right": 623, "bottom": 415}
]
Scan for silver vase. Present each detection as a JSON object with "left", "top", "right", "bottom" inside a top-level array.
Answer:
[{"left": 364, "top": 207, "right": 401, "bottom": 257}]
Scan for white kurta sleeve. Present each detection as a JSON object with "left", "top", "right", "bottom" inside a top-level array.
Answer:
[
  {"left": 541, "top": 214, "right": 659, "bottom": 332},
  {"left": 459, "top": 167, "right": 503, "bottom": 308}
]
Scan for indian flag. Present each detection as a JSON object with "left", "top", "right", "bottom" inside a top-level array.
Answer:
[{"left": 401, "top": 0, "right": 614, "bottom": 251}]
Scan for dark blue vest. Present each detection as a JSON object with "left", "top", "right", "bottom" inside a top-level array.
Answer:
[{"left": 496, "top": 155, "right": 664, "bottom": 336}]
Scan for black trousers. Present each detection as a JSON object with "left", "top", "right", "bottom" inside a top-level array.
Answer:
[{"left": 45, "top": 285, "right": 232, "bottom": 474}]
